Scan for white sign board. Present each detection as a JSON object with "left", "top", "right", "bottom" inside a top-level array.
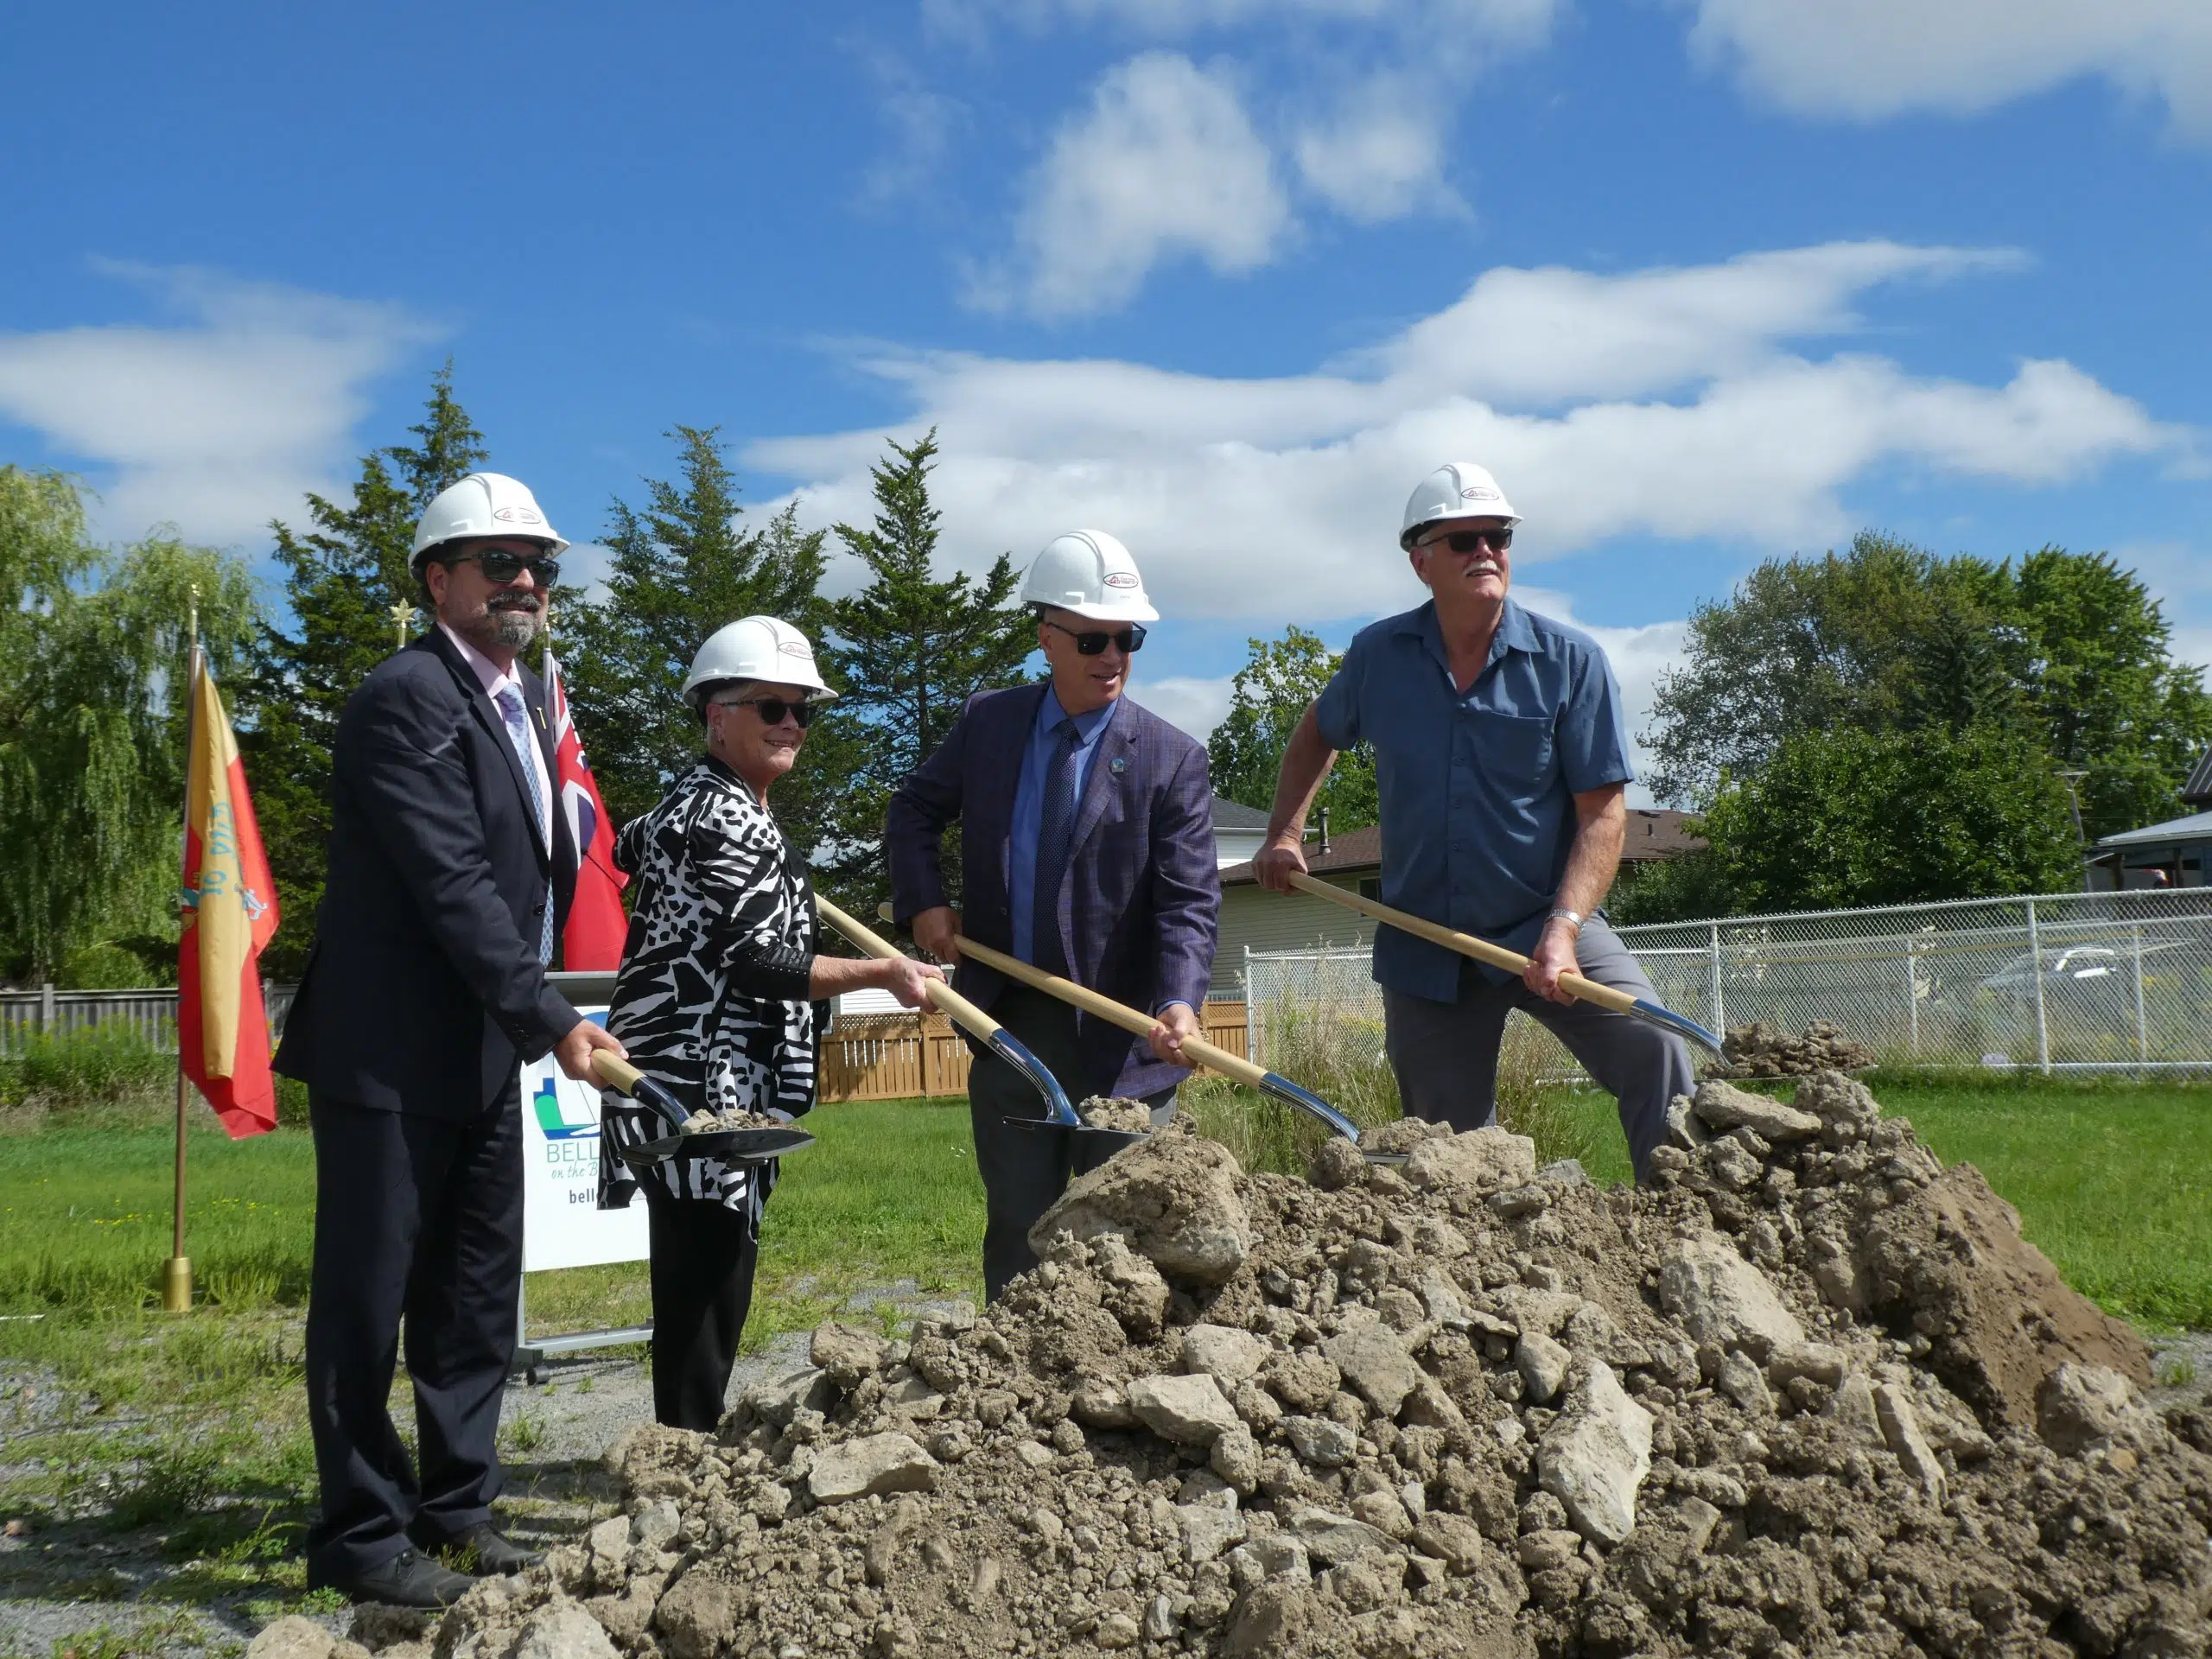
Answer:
[{"left": 519, "top": 1007, "right": 651, "bottom": 1273}]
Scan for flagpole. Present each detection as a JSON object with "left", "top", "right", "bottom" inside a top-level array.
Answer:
[{"left": 164, "top": 588, "right": 201, "bottom": 1314}]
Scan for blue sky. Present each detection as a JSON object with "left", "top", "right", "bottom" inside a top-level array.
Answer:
[{"left": 3, "top": 0, "right": 2209, "bottom": 797}]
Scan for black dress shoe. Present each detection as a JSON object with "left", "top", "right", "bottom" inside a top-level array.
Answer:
[
  {"left": 325, "top": 1549, "right": 476, "bottom": 1608},
  {"left": 431, "top": 1522, "right": 545, "bottom": 1577}
]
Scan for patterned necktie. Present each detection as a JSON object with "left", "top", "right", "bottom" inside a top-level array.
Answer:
[
  {"left": 496, "top": 685, "right": 556, "bottom": 965},
  {"left": 1032, "top": 718, "right": 1082, "bottom": 975}
]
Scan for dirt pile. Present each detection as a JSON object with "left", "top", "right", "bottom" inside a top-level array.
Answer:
[
  {"left": 422, "top": 1076, "right": 2211, "bottom": 1659},
  {"left": 1715, "top": 1021, "right": 1877, "bottom": 1078}
]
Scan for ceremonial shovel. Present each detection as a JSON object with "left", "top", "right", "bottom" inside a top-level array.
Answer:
[
  {"left": 811, "top": 895, "right": 1128, "bottom": 1162},
  {"left": 880, "top": 905, "right": 1374, "bottom": 1156},
  {"left": 1277, "top": 870, "right": 1726, "bottom": 1059},
  {"left": 591, "top": 1050, "right": 816, "bottom": 1169}
]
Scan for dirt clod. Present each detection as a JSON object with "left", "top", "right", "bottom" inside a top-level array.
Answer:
[{"left": 434, "top": 1073, "right": 2209, "bottom": 1657}]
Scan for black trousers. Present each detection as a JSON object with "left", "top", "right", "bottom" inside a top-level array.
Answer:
[
  {"left": 643, "top": 1186, "right": 762, "bottom": 1431},
  {"left": 303, "top": 1088, "right": 522, "bottom": 1586},
  {"left": 965, "top": 986, "right": 1175, "bottom": 1304}
]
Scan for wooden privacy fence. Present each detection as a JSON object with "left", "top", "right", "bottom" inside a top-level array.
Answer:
[{"left": 820, "top": 1001, "right": 1249, "bottom": 1103}]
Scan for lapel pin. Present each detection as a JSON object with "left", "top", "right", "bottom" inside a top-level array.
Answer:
[{"left": 1109, "top": 757, "right": 1128, "bottom": 775}]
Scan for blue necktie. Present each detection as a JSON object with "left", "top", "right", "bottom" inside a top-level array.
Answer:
[
  {"left": 1032, "top": 719, "right": 1081, "bottom": 976},
  {"left": 497, "top": 686, "right": 556, "bottom": 965}
]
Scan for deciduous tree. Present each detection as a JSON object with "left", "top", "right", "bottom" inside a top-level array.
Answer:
[
  {"left": 1207, "top": 626, "right": 1376, "bottom": 833},
  {"left": 0, "top": 468, "right": 258, "bottom": 984}
]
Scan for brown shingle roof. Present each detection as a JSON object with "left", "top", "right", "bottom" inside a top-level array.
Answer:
[{"left": 1219, "top": 809, "right": 1704, "bottom": 887}]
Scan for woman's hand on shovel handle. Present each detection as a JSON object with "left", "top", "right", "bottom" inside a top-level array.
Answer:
[
  {"left": 879, "top": 955, "right": 946, "bottom": 1010},
  {"left": 556, "top": 1019, "right": 628, "bottom": 1082},
  {"left": 1150, "top": 1001, "right": 1200, "bottom": 1067}
]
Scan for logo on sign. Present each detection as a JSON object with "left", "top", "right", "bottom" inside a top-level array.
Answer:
[{"left": 533, "top": 1077, "right": 597, "bottom": 1140}]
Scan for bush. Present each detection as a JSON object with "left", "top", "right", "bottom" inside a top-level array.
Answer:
[{"left": 0, "top": 1027, "right": 175, "bottom": 1113}]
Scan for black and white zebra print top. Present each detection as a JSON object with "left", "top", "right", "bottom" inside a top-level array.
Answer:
[{"left": 596, "top": 755, "right": 819, "bottom": 1212}]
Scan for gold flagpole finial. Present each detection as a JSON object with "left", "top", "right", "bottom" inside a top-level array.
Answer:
[{"left": 389, "top": 598, "right": 419, "bottom": 650}]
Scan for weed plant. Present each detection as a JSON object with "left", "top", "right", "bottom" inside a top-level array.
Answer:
[{"left": 1185, "top": 997, "right": 1600, "bottom": 1174}]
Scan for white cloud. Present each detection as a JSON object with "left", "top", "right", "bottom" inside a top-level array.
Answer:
[
  {"left": 1686, "top": 0, "right": 2212, "bottom": 136},
  {"left": 1291, "top": 75, "right": 1458, "bottom": 222},
  {"left": 1135, "top": 671, "right": 1238, "bottom": 741},
  {"left": 978, "top": 52, "right": 1291, "bottom": 318},
  {"left": 0, "top": 262, "right": 434, "bottom": 546},
  {"left": 754, "top": 240, "right": 2190, "bottom": 624}
]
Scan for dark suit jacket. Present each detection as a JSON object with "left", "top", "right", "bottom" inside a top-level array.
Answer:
[
  {"left": 275, "top": 628, "right": 581, "bottom": 1118},
  {"left": 885, "top": 684, "right": 1220, "bottom": 1101}
]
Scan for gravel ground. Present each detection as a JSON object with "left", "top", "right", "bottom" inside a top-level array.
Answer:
[{"left": 0, "top": 1281, "right": 976, "bottom": 1659}]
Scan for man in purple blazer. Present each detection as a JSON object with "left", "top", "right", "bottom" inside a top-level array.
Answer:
[{"left": 887, "top": 531, "right": 1221, "bottom": 1300}]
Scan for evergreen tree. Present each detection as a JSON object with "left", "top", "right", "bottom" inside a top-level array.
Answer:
[
  {"left": 557, "top": 426, "right": 836, "bottom": 849},
  {"left": 0, "top": 467, "right": 258, "bottom": 984},
  {"left": 818, "top": 430, "right": 1033, "bottom": 909},
  {"left": 242, "top": 365, "right": 487, "bottom": 976},
  {"left": 1207, "top": 626, "right": 1376, "bottom": 832}
]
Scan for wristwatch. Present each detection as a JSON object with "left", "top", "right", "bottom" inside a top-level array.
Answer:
[{"left": 1545, "top": 907, "right": 1584, "bottom": 934}]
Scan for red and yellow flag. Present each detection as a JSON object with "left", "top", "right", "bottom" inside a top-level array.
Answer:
[{"left": 178, "top": 652, "right": 281, "bottom": 1138}]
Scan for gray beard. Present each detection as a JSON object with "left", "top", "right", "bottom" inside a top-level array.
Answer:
[{"left": 486, "top": 604, "right": 542, "bottom": 650}]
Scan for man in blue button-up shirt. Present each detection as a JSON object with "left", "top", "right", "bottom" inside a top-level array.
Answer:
[{"left": 1255, "top": 463, "right": 1692, "bottom": 1179}]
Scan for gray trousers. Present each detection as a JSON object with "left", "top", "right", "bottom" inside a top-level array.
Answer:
[
  {"left": 967, "top": 985, "right": 1176, "bottom": 1302},
  {"left": 1381, "top": 918, "right": 1692, "bottom": 1183}
]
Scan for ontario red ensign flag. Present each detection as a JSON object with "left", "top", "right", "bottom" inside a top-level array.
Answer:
[
  {"left": 178, "top": 652, "right": 281, "bottom": 1138},
  {"left": 546, "top": 645, "right": 628, "bottom": 969}
]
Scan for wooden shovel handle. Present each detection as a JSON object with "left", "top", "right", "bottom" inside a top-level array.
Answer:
[
  {"left": 591, "top": 1050, "right": 646, "bottom": 1094},
  {"left": 813, "top": 893, "right": 1011, "bottom": 1046},
  {"left": 944, "top": 931, "right": 1271, "bottom": 1090},
  {"left": 1284, "top": 870, "right": 1639, "bottom": 1016}
]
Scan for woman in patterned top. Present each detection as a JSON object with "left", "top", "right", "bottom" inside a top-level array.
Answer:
[{"left": 598, "top": 616, "right": 941, "bottom": 1429}]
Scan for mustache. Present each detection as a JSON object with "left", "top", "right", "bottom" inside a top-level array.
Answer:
[{"left": 488, "top": 594, "right": 543, "bottom": 611}]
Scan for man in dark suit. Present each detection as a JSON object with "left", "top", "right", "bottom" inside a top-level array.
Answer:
[
  {"left": 887, "top": 530, "right": 1220, "bottom": 1300},
  {"left": 275, "top": 472, "right": 626, "bottom": 1608}
]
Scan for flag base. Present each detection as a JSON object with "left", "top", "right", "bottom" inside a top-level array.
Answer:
[{"left": 162, "top": 1257, "right": 193, "bottom": 1313}]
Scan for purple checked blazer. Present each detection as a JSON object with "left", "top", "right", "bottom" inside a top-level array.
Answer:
[{"left": 886, "top": 683, "right": 1221, "bottom": 1102}]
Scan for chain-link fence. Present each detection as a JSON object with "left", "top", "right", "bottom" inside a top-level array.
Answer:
[{"left": 1243, "top": 887, "right": 2212, "bottom": 1075}]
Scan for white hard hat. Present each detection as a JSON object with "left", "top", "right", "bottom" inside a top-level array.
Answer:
[
  {"left": 1400, "top": 462, "right": 1520, "bottom": 550},
  {"left": 411, "top": 473, "right": 569, "bottom": 573},
  {"left": 1020, "top": 530, "right": 1160, "bottom": 623},
  {"left": 682, "top": 615, "right": 837, "bottom": 709}
]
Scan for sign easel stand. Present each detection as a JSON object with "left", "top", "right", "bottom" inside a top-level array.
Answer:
[{"left": 509, "top": 970, "right": 656, "bottom": 1384}]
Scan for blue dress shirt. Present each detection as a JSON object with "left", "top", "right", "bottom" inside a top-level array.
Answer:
[
  {"left": 1314, "top": 597, "right": 1635, "bottom": 1001},
  {"left": 1008, "top": 687, "right": 1118, "bottom": 965}
]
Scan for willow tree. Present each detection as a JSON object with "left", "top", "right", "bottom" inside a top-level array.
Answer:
[{"left": 0, "top": 468, "right": 259, "bottom": 984}]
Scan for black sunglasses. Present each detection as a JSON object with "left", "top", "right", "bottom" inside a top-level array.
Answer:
[
  {"left": 1044, "top": 619, "right": 1147, "bottom": 656},
  {"left": 448, "top": 549, "right": 561, "bottom": 587},
  {"left": 1425, "top": 527, "right": 1512, "bottom": 556},
  {"left": 716, "top": 696, "right": 816, "bottom": 728}
]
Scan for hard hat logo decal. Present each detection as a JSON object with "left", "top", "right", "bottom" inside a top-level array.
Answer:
[
  {"left": 1103, "top": 571, "right": 1140, "bottom": 589},
  {"left": 493, "top": 505, "right": 545, "bottom": 524},
  {"left": 1460, "top": 486, "right": 1499, "bottom": 502},
  {"left": 778, "top": 640, "right": 811, "bottom": 658}
]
